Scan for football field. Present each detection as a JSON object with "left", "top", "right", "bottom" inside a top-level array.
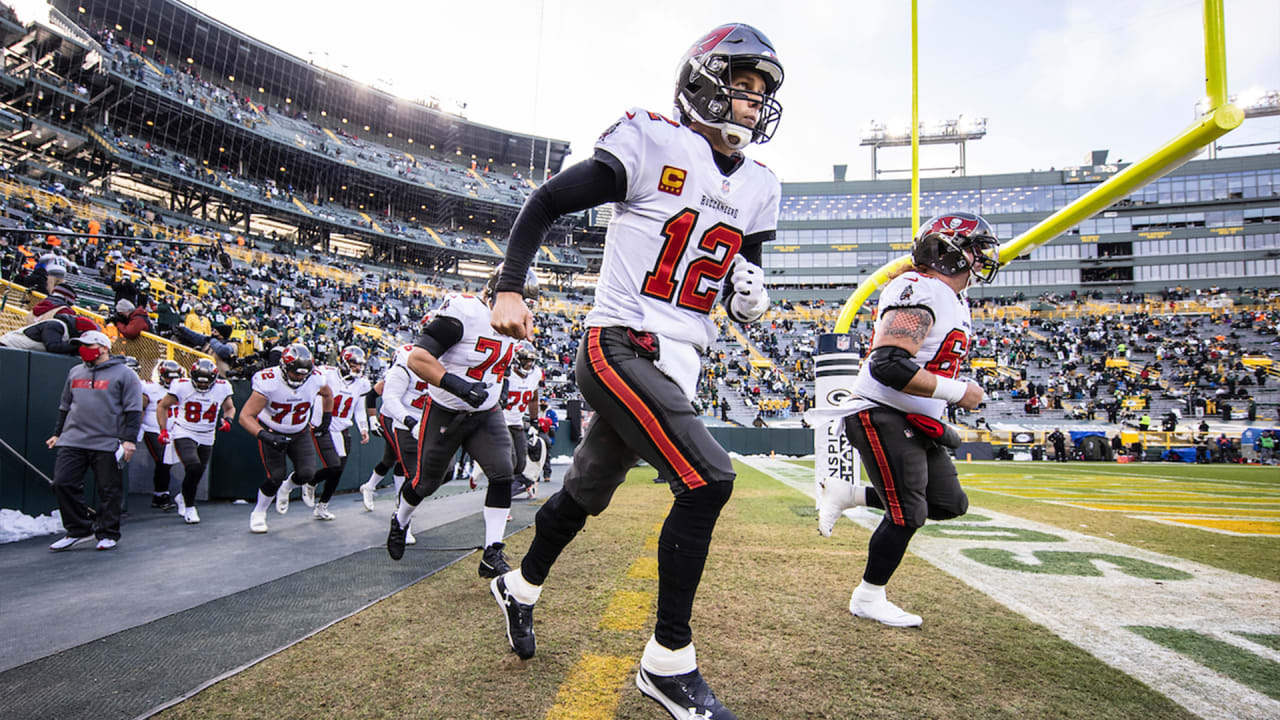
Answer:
[{"left": 154, "top": 459, "right": 1278, "bottom": 720}]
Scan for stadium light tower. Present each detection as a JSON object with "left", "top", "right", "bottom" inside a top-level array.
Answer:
[
  {"left": 1197, "top": 89, "right": 1280, "bottom": 158},
  {"left": 859, "top": 115, "right": 987, "bottom": 177}
]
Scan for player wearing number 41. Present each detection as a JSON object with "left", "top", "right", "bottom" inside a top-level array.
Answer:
[
  {"left": 296, "top": 346, "right": 374, "bottom": 521},
  {"left": 386, "top": 265, "right": 538, "bottom": 581},
  {"left": 815, "top": 211, "right": 999, "bottom": 629},
  {"left": 488, "top": 22, "right": 782, "bottom": 720},
  {"left": 237, "top": 344, "right": 334, "bottom": 533},
  {"left": 154, "top": 359, "right": 236, "bottom": 524}
]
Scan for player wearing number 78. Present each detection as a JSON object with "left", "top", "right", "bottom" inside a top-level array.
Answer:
[
  {"left": 488, "top": 22, "right": 783, "bottom": 720},
  {"left": 237, "top": 343, "right": 334, "bottom": 534},
  {"left": 385, "top": 266, "right": 540, "bottom": 580}
]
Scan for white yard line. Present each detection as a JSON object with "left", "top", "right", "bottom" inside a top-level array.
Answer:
[{"left": 743, "top": 456, "right": 1280, "bottom": 720}]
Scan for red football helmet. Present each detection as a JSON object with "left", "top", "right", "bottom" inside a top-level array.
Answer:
[
  {"left": 279, "top": 344, "right": 314, "bottom": 388},
  {"left": 911, "top": 212, "right": 1001, "bottom": 284}
]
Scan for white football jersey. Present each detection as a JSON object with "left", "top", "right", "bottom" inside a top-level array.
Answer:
[
  {"left": 503, "top": 367, "right": 543, "bottom": 426},
  {"left": 426, "top": 293, "right": 517, "bottom": 412},
  {"left": 849, "top": 271, "right": 973, "bottom": 419},
  {"left": 381, "top": 362, "right": 431, "bottom": 431},
  {"left": 251, "top": 366, "right": 328, "bottom": 434},
  {"left": 166, "top": 378, "right": 234, "bottom": 444},
  {"left": 588, "top": 107, "right": 781, "bottom": 350},
  {"left": 139, "top": 380, "right": 168, "bottom": 435},
  {"left": 310, "top": 366, "right": 372, "bottom": 433}
]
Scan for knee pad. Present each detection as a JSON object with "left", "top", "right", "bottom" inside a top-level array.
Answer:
[
  {"left": 927, "top": 491, "right": 969, "bottom": 522},
  {"left": 484, "top": 478, "right": 513, "bottom": 508},
  {"left": 671, "top": 479, "right": 733, "bottom": 516}
]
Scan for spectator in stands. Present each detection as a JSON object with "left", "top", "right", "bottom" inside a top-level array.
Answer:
[
  {"left": 0, "top": 311, "right": 99, "bottom": 355},
  {"left": 46, "top": 330, "right": 141, "bottom": 552},
  {"left": 109, "top": 298, "right": 153, "bottom": 340},
  {"left": 170, "top": 322, "right": 238, "bottom": 371},
  {"left": 154, "top": 297, "right": 182, "bottom": 336}
]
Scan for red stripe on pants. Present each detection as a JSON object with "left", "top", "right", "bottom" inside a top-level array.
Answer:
[
  {"left": 860, "top": 412, "right": 904, "bottom": 525},
  {"left": 585, "top": 327, "right": 703, "bottom": 489}
]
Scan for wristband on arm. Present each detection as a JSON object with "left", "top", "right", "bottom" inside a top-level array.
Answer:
[{"left": 931, "top": 377, "right": 968, "bottom": 404}]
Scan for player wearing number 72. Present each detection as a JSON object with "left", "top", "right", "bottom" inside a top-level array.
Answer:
[
  {"left": 385, "top": 266, "right": 541, "bottom": 581},
  {"left": 237, "top": 343, "right": 334, "bottom": 534}
]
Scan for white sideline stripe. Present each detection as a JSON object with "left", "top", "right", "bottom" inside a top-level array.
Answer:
[
  {"left": 742, "top": 456, "right": 1280, "bottom": 720},
  {"left": 1132, "top": 515, "right": 1280, "bottom": 536},
  {"left": 960, "top": 463, "right": 1280, "bottom": 486}
]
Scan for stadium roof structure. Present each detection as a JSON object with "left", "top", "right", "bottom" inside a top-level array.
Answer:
[{"left": 55, "top": 0, "right": 571, "bottom": 176}]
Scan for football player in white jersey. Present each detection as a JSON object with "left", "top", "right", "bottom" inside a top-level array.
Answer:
[
  {"left": 503, "top": 343, "right": 542, "bottom": 498},
  {"left": 140, "top": 359, "right": 183, "bottom": 510},
  {"left": 358, "top": 344, "right": 414, "bottom": 513},
  {"left": 237, "top": 343, "right": 334, "bottom": 533},
  {"left": 819, "top": 212, "right": 997, "bottom": 629},
  {"left": 488, "top": 23, "right": 783, "bottom": 718},
  {"left": 386, "top": 267, "right": 536, "bottom": 581},
  {"left": 155, "top": 358, "right": 236, "bottom": 524},
  {"left": 300, "top": 346, "right": 373, "bottom": 520},
  {"left": 369, "top": 342, "right": 431, "bottom": 539}
]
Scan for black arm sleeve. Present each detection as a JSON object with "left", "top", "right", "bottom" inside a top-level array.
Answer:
[
  {"left": 868, "top": 345, "right": 923, "bottom": 391},
  {"left": 496, "top": 150, "right": 627, "bottom": 293},
  {"left": 414, "top": 315, "right": 465, "bottom": 358},
  {"left": 54, "top": 409, "right": 68, "bottom": 435},
  {"left": 121, "top": 411, "right": 142, "bottom": 442}
]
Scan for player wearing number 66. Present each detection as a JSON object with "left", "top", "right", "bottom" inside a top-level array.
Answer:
[
  {"left": 237, "top": 343, "right": 334, "bottom": 534},
  {"left": 488, "top": 22, "right": 783, "bottom": 719}
]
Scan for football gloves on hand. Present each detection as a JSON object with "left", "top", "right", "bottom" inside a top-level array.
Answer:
[
  {"left": 403, "top": 416, "right": 418, "bottom": 432},
  {"left": 440, "top": 372, "right": 488, "bottom": 408},
  {"left": 728, "top": 255, "right": 769, "bottom": 323},
  {"left": 257, "top": 429, "right": 290, "bottom": 449},
  {"left": 157, "top": 429, "right": 170, "bottom": 445}
]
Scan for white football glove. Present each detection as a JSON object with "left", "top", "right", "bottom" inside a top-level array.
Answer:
[{"left": 728, "top": 255, "right": 769, "bottom": 323}]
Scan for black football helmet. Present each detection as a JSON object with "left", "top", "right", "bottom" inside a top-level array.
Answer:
[
  {"left": 485, "top": 263, "right": 540, "bottom": 305},
  {"left": 339, "top": 345, "right": 366, "bottom": 381},
  {"left": 674, "top": 23, "right": 784, "bottom": 151},
  {"left": 279, "top": 343, "right": 314, "bottom": 388},
  {"left": 155, "top": 359, "right": 185, "bottom": 389},
  {"left": 123, "top": 356, "right": 141, "bottom": 374},
  {"left": 911, "top": 212, "right": 1001, "bottom": 285},
  {"left": 190, "top": 358, "right": 218, "bottom": 392}
]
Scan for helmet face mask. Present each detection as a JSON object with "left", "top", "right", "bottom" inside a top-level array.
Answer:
[
  {"left": 279, "top": 344, "right": 314, "bottom": 388},
  {"left": 190, "top": 358, "right": 218, "bottom": 392},
  {"left": 156, "top": 359, "right": 185, "bottom": 389},
  {"left": 486, "top": 264, "right": 540, "bottom": 306},
  {"left": 911, "top": 212, "right": 1001, "bottom": 286},
  {"left": 339, "top": 345, "right": 366, "bottom": 381},
  {"left": 514, "top": 344, "right": 536, "bottom": 377},
  {"left": 675, "top": 23, "right": 784, "bottom": 151}
]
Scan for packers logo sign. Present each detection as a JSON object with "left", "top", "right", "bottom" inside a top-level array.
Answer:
[{"left": 658, "top": 166, "right": 687, "bottom": 195}]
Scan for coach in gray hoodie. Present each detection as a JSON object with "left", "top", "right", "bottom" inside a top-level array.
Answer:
[{"left": 46, "top": 331, "right": 143, "bottom": 552}]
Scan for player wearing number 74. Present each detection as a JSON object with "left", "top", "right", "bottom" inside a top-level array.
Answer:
[{"left": 385, "top": 266, "right": 541, "bottom": 581}]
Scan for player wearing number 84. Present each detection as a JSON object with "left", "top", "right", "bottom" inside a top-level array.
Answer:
[{"left": 488, "top": 22, "right": 784, "bottom": 720}]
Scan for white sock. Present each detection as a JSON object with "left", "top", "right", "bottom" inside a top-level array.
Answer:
[
  {"left": 640, "top": 635, "right": 697, "bottom": 676},
  {"left": 504, "top": 569, "right": 542, "bottom": 605},
  {"left": 854, "top": 580, "right": 886, "bottom": 600},
  {"left": 395, "top": 498, "right": 416, "bottom": 527},
  {"left": 854, "top": 486, "right": 868, "bottom": 506},
  {"left": 279, "top": 478, "right": 294, "bottom": 496},
  {"left": 253, "top": 490, "right": 272, "bottom": 514},
  {"left": 483, "top": 506, "right": 509, "bottom": 547},
  {"left": 393, "top": 474, "right": 405, "bottom": 497},
  {"left": 364, "top": 470, "right": 381, "bottom": 488}
]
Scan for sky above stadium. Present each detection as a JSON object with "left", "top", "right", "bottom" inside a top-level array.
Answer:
[{"left": 13, "top": 0, "right": 1280, "bottom": 182}]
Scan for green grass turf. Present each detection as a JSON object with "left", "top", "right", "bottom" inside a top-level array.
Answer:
[
  {"left": 788, "top": 459, "right": 1280, "bottom": 582},
  {"left": 158, "top": 462, "right": 1195, "bottom": 719}
]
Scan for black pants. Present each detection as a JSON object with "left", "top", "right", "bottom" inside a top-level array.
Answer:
[
  {"left": 172, "top": 437, "right": 213, "bottom": 506},
  {"left": 309, "top": 428, "right": 350, "bottom": 503},
  {"left": 53, "top": 446, "right": 123, "bottom": 541},
  {"left": 404, "top": 403, "right": 512, "bottom": 508},
  {"left": 520, "top": 327, "right": 735, "bottom": 650},
  {"left": 141, "top": 431, "right": 171, "bottom": 493},
  {"left": 509, "top": 425, "right": 528, "bottom": 478},
  {"left": 373, "top": 414, "right": 404, "bottom": 479},
  {"left": 256, "top": 429, "right": 317, "bottom": 495}
]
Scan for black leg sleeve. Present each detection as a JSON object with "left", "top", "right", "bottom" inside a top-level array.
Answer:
[
  {"left": 519, "top": 489, "right": 590, "bottom": 586},
  {"left": 863, "top": 515, "right": 918, "bottom": 586}
]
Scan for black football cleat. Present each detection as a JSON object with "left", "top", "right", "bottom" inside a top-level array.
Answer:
[
  {"left": 636, "top": 666, "right": 737, "bottom": 720},
  {"left": 386, "top": 515, "right": 408, "bottom": 561},
  {"left": 478, "top": 542, "right": 511, "bottom": 578},
  {"left": 490, "top": 575, "right": 535, "bottom": 659}
]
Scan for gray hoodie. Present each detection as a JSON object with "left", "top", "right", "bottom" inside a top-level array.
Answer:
[{"left": 55, "top": 355, "right": 144, "bottom": 452}]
